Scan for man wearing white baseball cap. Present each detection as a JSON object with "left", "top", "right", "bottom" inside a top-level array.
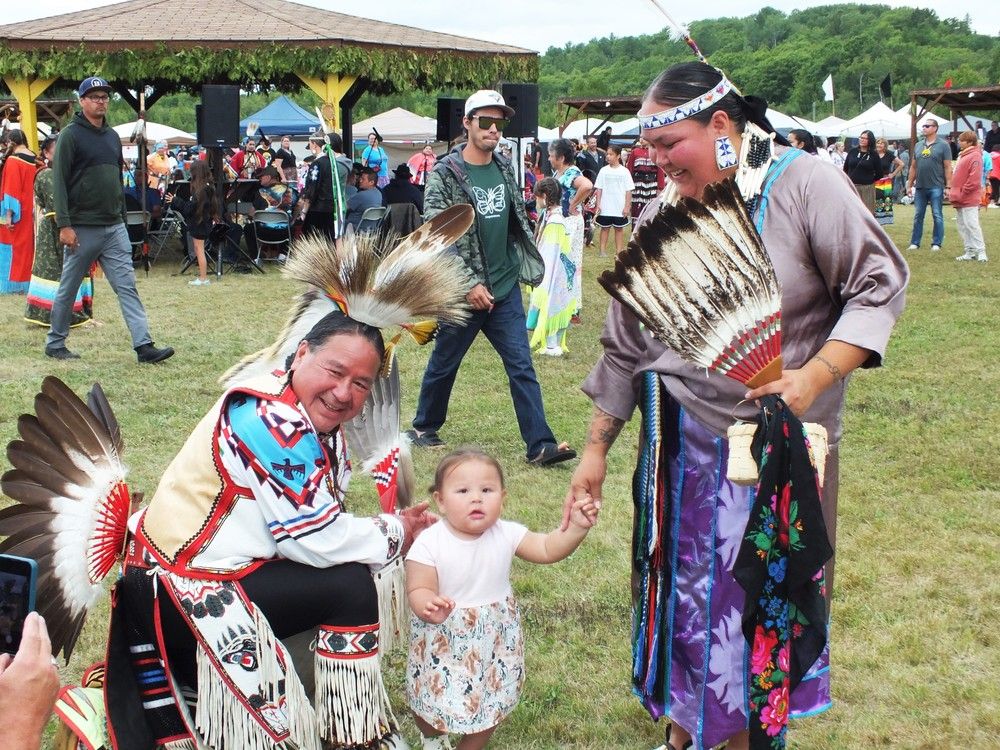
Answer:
[
  {"left": 45, "top": 75, "right": 174, "bottom": 363},
  {"left": 408, "top": 89, "right": 577, "bottom": 468}
]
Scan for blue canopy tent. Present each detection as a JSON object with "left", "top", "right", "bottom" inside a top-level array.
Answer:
[{"left": 240, "top": 95, "right": 320, "bottom": 137}]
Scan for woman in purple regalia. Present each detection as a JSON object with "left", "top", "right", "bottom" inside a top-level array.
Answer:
[{"left": 564, "top": 61, "right": 908, "bottom": 750}]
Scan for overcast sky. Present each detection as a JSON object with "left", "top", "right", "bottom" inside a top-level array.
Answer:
[{"left": 1, "top": 0, "right": 996, "bottom": 51}]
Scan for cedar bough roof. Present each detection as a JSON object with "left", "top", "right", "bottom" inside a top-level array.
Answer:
[
  {"left": 909, "top": 86, "right": 1000, "bottom": 113},
  {"left": 0, "top": 0, "right": 533, "bottom": 56}
]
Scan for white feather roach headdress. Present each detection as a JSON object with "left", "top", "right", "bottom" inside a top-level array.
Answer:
[{"left": 222, "top": 204, "right": 474, "bottom": 387}]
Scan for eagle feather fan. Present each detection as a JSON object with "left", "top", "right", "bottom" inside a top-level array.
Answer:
[{"left": 599, "top": 178, "right": 783, "bottom": 387}]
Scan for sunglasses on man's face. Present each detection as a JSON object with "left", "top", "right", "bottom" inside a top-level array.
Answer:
[
  {"left": 922, "top": 123, "right": 935, "bottom": 128},
  {"left": 472, "top": 115, "right": 510, "bottom": 132}
]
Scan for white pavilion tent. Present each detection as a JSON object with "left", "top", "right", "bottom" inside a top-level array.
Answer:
[
  {"left": 352, "top": 107, "right": 446, "bottom": 163},
  {"left": 113, "top": 120, "right": 196, "bottom": 147},
  {"left": 766, "top": 108, "right": 808, "bottom": 132},
  {"left": 813, "top": 115, "right": 848, "bottom": 137},
  {"left": 537, "top": 125, "right": 560, "bottom": 141},
  {"left": 839, "top": 102, "right": 912, "bottom": 139},
  {"left": 894, "top": 104, "right": 953, "bottom": 134},
  {"left": 610, "top": 117, "right": 639, "bottom": 135}
]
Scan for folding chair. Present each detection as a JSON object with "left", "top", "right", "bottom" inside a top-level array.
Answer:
[
  {"left": 146, "top": 207, "right": 185, "bottom": 263},
  {"left": 251, "top": 209, "right": 292, "bottom": 263},
  {"left": 357, "top": 206, "right": 387, "bottom": 234}
]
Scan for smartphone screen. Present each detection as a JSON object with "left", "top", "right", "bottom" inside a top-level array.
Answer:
[{"left": 0, "top": 554, "right": 38, "bottom": 655}]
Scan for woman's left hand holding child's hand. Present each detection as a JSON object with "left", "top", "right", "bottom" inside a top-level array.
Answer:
[{"left": 568, "top": 496, "right": 600, "bottom": 529}]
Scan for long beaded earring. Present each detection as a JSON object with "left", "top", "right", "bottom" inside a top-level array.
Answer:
[{"left": 716, "top": 135, "right": 737, "bottom": 170}]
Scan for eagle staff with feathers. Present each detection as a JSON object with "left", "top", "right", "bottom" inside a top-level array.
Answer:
[
  {"left": 565, "top": 8, "right": 908, "bottom": 749},
  {"left": 0, "top": 207, "right": 476, "bottom": 750}
]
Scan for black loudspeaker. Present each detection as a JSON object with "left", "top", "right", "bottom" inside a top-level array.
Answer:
[
  {"left": 436, "top": 98, "right": 465, "bottom": 143},
  {"left": 199, "top": 85, "right": 239, "bottom": 148},
  {"left": 500, "top": 83, "right": 538, "bottom": 139}
]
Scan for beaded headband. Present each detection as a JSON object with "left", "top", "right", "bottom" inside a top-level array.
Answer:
[{"left": 638, "top": 76, "right": 735, "bottom": 130}]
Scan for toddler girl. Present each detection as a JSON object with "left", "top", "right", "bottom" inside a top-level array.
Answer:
[{"left": 406, "top": 448, "right": 598, "bottom": 749}]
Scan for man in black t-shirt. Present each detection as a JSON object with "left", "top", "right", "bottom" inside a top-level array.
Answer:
[
  {"left": 298, "top": 133, "right": 351, "bottom": 240},
  {"left": 576, "top": 135, "right": 606, "bottom": 174},
  {"left": 273, "top": 135, "right": 297, "bottom": 183},
  {"left": 381, "top": 164, "right": 423, "bottom": 211}
]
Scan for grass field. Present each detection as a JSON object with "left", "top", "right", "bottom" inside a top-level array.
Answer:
[{"left": 1, "top": 203, "right": 998, "bottom": 749}]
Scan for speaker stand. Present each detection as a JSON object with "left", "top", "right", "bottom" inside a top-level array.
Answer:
[{"left": 178, "top": 229, "right": 261, "bottom": 278}]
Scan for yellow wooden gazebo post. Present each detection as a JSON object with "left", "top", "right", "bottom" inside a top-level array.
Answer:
[
  {"left": 295, "top": 72, "right": 357, "bottom": 132},
  {"left": 3, "top": 76, "right": 57, "bottom": 152}
]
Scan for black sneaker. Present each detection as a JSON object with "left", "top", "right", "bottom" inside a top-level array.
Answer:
[
  {"left": 45, "top": 346, "right": 80, "bottom": 360},
  {"left": 404, "top": 429, "right": 445, "bottom": 448},
  {"left": 136, "top": 343, "right": 175, "bottom": 364}
]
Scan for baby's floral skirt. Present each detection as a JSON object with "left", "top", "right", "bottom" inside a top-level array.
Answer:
[{"left": 407, "top": 595, "right": 524, "bottom": 734}]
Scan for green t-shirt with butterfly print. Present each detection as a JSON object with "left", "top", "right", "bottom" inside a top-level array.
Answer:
[{"left": 465, "top": 160, "right": 518, "bottom": 300}]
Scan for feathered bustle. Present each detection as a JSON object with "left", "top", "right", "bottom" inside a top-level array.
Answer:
[
  {"left": 0, "top": 378, "right": 132, "bottom": 661},
  {"left": 599, "top": 178, "right": 783, "bottom": 387}
]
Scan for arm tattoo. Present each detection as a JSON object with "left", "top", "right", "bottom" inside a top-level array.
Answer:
[
  {"left": 589, "top": 407, "right": 625, "bottom": 446},
  {"left": 812, "top": 354, "right": 844, "bottom": 382}
]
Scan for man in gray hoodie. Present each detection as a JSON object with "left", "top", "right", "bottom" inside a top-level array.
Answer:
[{"left": 46, "top": 76, "right": 173, "bottom": 363}]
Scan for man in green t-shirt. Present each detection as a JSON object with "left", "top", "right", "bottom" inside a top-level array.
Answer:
[{"left": 407, "top": 90, "right": 576, "bottom": 467}]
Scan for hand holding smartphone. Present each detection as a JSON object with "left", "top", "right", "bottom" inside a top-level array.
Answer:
[
  {"left": 0, "top": 554, "right": 57, "bottom": 750},
  {"left": 0, "top": 554, "right": 37, "bottom": 656}
]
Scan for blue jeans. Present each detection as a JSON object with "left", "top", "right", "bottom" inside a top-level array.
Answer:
[
  {"left": 412, "top": 285, "right": 557, "bottom": 459},
  {"left": 910, "top": 186, "right": 944, "bottom": 247}
]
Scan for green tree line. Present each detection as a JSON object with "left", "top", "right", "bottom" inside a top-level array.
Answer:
[
  {"left": 538, "top": 4, "right": 998, "bottom": 125},
  {"left": 94, "top": 3, "right": 997, "bottom": 134}
]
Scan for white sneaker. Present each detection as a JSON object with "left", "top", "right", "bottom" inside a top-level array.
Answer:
[
  {"left": 420, "top": 735, "right": 452, "bottom": 750},
  {"left": 907, "top": 244, "right": 919, "bottom": 251},
  {"left": 956, "top": 253, "right": 976, "bottom": 261},
  {"left": 188, "top": 278, "right": 211, "bottom": 286},
  {"left": 931, "top": 244, "right": 941, "bottom": 252},
  {"left": 977, "top": 254, "right": 988, "bottom": 262},
  {"left": 542, "top": 346, "right": 564, "bottom": 357}
]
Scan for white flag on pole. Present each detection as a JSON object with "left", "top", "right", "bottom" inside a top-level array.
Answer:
[{"left": 822, "top": 74, "right": 834, "bottom": 102}]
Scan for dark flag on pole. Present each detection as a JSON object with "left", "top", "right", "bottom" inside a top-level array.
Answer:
[{"left": 879, "top": 74, "right": 892, "bottom": 102}]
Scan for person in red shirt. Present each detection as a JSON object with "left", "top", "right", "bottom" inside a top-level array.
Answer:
[
  {"left": 950, "top": 130, "right": 987, "bottom": 262},
  {"left": 406, "top": 145, "right": 437, "bottom": 188}
]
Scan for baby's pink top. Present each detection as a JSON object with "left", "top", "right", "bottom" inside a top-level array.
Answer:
[{"left": 406, "top": 519, "right": 528, "bottom": 608}]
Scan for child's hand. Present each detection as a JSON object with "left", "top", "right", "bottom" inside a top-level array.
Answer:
[
  {"left": 568, "top": 495, "right": 600, "bottom": 529},
  {"left": 419, "top": 595, "right": 456, "bottom": 624}
]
